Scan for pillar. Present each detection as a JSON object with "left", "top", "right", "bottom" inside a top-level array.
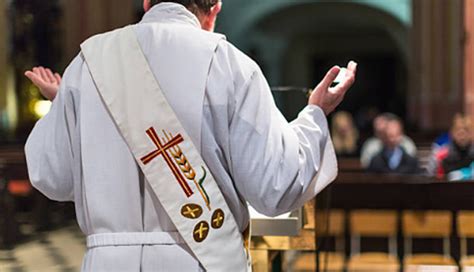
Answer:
[
  {"left": 0, "top": 1, "right": 8, "bottom": 112},
  {"left": 410, "top": 0, "right": 464, "bottom": 130},
  {"left": 0, "top": 1, "right": 18, "bottom": 136},
  {"left": 465, "top": 0, "right": 474, "bottom": 133}
]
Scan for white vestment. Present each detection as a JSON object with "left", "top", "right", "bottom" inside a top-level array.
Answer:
[{"left": 25, "top": 3, "right": 337, "bottom": 271}]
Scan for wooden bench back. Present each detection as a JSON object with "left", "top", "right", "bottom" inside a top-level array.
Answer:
[
  {"left": 350, "top": 210, "right": 398, "bottom": 237},
  {"left": 458, "top": 211, "right": 474, "bottom": 238},
  {"left": 403, "top": 211, "right": 452, "bottom": 237}
]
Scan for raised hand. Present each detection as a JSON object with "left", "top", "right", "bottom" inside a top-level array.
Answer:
[
  {"left": 309, "top": 61, "right": 357, "bottom": 115},
  {"left": 24, "top": 66, "right": 62, "bottom": 101}
]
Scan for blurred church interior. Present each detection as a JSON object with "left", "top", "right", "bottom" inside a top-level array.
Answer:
[{"left": 1, "top": 0, "right": 474, "bottom": 271}]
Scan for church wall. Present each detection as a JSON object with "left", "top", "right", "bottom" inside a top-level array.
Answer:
[
  {"left": 217, "top": 0, "right": 469, "bottom": 132},
  {"left": 61, "top": 0, "right": 135, "bottom": 67},
  {"left": 410, "top": 0, "right": 464, "bottom": 131},
  {"left": 465, "top": 0, "right": 474, "bottom": 133},
  {"left": 0, "top": 1, "right": 7, "bottom": 111},
  {"left": 221, "top": 1, "right": 411, "bottom": 127},
  {"left": 217, "top": 0, "right": 411, "bottom": 47},
  {"left": 21, "top": 0, "right": 473, "bottom": 133}
]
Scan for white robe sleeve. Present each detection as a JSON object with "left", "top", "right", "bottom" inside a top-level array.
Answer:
[
  {"left": 225, "top": 44, "right": 336, "bottom": 217},
  {"left": 24, "top": 60, "right": 80, "bottom": 202}
]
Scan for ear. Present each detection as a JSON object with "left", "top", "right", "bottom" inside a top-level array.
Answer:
[
  {"left": 210, "top": 1, "right": 222, "bottom": 19},
  {"left": 202, "top": 2, "right": 222, "bottom": 32},
  {"left": 143, "top": 0, "right": 151, "bottom": 12}
]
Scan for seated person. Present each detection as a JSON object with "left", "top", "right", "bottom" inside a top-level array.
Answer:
[
  {"left": 331, "top": 111, "right": 360, "bottom": 157},
  {"left": 440, "top": 114, "right": 474, "bottom": 181},
  {"left": 360, "top": 113, "right": 417, "bottom": 168},
  {"left": 368, "top": 117, "right": 419, "bottom": 174}
]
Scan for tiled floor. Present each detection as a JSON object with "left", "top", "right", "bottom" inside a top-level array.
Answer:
[{"left": 0, "top": 225, "right": 86, "bottom": 272}]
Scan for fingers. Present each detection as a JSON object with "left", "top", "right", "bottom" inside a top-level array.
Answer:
[
  {"left": 318, "top": 66, "right": 341, "bottom": 91},
  {"left": 39, "top": 67, "right": 50, "bottom": 83},
  {"left": 32, "top": 67, "right": 41, "bottom": 78},
  {"left": 45, "top": 68, "right": 57, "bottom": 83},
  {"left": 26, "top": 66, "right": 62, "bottom": 85},
  {"left": 54, "top": 73, "right": 62, "bottom": 84},
  {"left": 347, "top": 60, "right": 357, "bottom": 73},
  {"left": 25, "top": 70, "right": 44, "bottom": 86},
  {"left": 333, "top": 61, "right": 357, "bottom": 94},
  {"left": 32, "top": 67, "right": 45, "bottom": 82},
  {"left": 24, "top": 71, "right": 35, "bottom": 82},
  {"left": 343, "top": 61, "right": 357, "bottom": 87}
]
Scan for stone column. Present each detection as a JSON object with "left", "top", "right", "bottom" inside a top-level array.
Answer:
[
  {"left": 410, "top": 0, "right": 464, "bottom": 130},
  {"left": 465, "top": 0, "right": 474, "bottom": 133}
]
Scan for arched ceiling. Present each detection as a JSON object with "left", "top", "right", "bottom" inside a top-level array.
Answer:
[
  {"left": 217, "top": 0, "right": 411, "bottom": 41},
  {"left": 216, "top": 0, "right": 411, "bottom": 62}
]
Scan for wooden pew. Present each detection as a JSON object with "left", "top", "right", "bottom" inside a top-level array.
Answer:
[
  {"left": 0, "top": 146, "right": 35, "bottom": 247},
  {"left": 329, "top": 172, "right": 474, "bottom": 210},
  {"left": 318, "top": 171, "right": 474, "bottom": 270}
]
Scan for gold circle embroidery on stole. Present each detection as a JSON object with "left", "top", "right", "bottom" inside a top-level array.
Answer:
[{"left": 193, "top": 221, "right": 210, "bottom": 243}]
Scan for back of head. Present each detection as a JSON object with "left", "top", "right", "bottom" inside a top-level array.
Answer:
[
  {"left": 373, "top": 112, "right": 403, "bottom": 139},
  {"left": 373, "top": 115, "right": 388, "bottom": 138},
  {"left": 149, "top": 0, "right": 218, "bottom": 14}
]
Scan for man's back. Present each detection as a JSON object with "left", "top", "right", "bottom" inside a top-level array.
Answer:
[
  {"left": 27, "top": 5, "right": 228, "bottom": 270},
  {"left": 25, "top": 3, "right": 341, "bottom": 270}
]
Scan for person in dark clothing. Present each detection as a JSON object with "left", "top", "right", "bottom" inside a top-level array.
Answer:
[
  {"left": 441, "top": 114, "right": 474, "bottom": 180},
  {"left": 368, "top": 116, "right": 419, "bottom": 174}
]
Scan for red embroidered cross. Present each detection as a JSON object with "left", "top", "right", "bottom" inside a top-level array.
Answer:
[{"left": 140, "top": 127, "right": 193, "bottom": 197}]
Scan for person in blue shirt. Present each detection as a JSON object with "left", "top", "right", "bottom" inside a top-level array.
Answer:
[{"left": 368, "top": 115, "right": 419, "bottom": 174}]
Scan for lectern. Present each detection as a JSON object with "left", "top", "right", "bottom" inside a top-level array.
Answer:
[{"left": 250, "top": 201, "right": 316, "bottom": 271}]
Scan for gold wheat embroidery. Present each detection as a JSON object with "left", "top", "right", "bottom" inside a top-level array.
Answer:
[
  {"left": 164, "top": 131, "right": 211, "bottom": 210},
  {"left": 174, "top": 151, "right": 196, "bottom": 180}
]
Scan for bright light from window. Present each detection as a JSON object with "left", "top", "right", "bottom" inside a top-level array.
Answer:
[{"left": 34, "top": 100, "right": 52, "bottom": 118}]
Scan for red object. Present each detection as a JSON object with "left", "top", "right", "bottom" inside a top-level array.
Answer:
[
  {"left": 8, "top": 180, "right": 32, "bottom": 196},
  {"left": 435, "top": 146, "right": 450, "bottom": 179},
  {"left": 140, "top": 127, "right": 193, "bottom": 197}
]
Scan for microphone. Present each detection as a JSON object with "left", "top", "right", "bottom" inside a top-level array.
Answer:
[{"left": 271, "top": 86, "right": 313, "bottom": 97}]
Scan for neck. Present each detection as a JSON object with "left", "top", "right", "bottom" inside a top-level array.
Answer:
[{"left": 141, "top": 2, "right": 202, "bottom": 28}]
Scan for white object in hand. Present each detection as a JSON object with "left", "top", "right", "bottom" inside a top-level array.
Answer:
[{"left": 333, "top": 67, "right": 348, "bottom": 84}]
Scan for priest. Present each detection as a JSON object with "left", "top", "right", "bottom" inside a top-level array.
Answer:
[{"left": 24, "top": 0, "right": 357, "bottom": 271}]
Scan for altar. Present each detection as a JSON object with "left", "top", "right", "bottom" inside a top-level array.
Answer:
[{"left": 250, "top": 202, "right": 317, "bottom": 272}]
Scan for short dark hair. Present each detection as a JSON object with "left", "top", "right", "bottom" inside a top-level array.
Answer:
[
  {"left": 150, "top": 0, "right": 219, "bottom": 14},
  {"left": 382, "top": 112, "right": 404, "bottom": 132}
]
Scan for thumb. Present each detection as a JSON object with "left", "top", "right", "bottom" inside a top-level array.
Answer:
[{"left": 317, "top": 66, "right": 340, "bottom": 91}]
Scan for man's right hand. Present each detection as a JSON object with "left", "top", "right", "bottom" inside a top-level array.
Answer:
[
  {"left": 25, "top": 66, "right": 61, "bottom": 101},
  {"left": 309, "top": 61, "right": 357, "bottom": 115}
]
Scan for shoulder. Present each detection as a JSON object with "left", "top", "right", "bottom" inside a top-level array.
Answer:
[
  {"left": 401, "top": 135, "right": 417, "bottom": 148},
  {"left": 214, "top": 39, "right": 261, "bottom": 84},
  {"left": 362, "top": 137, "right": 382, "bottom": 149}
]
